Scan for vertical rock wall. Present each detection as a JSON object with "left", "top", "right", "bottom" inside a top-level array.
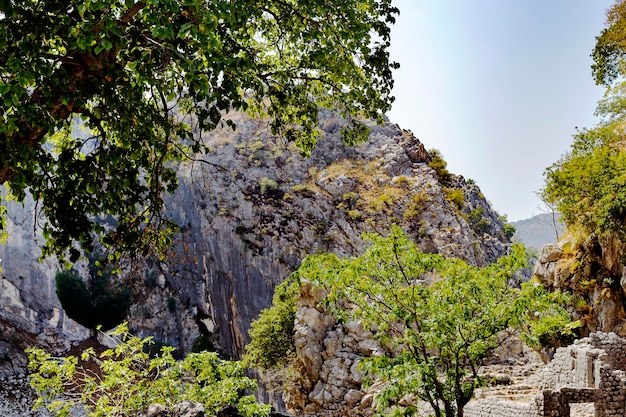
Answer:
[{"left": 1, "top": 111, "right": 511, "bottom": 366}]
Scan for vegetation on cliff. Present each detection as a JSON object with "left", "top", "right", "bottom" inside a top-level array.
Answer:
[
  {"left": 544, "top": 0, "right": 626, "bottom": 242},
  {"left": 244, "top": 277, "right": 299, "bottom": 371},
  {"left": 55, "top": 253, "right": 131, "bottom": 333}
]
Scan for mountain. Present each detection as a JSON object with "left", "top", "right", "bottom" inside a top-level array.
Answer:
[
  {"left": 511, "top": 213, "right": 567, "bottom": 251},
  {"left": 0, "top": 111, "right": 513, "bottom": 415}
]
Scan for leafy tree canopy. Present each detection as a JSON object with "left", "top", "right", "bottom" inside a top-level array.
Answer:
[
  {"left": 543, "top": 1, "right": 626, "bottom": 240},
  {"left": 28, "top": 323, "right": 270, "bottom": 417},
  {"left": 0, "top": 0, "right": 398, "bottom": 261},
  {"left": 542, "top": 119, "right": 626, "bottom": 240},
  {"left": 55, "top": 254, "right": 132, "bottom": 332},
  {"left": 294, "top": 226, "right": 576, "bottom": 417},
  {"left": 544, "top": 24, "right": 626, "bottom": 240},
  {"left": 243, "top": 276, "right": 299, "bottom": 370},
  {"left": 593, "top": 0, "right": 626, "bottom": 86}
]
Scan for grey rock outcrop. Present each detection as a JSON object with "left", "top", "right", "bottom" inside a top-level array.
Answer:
[
  {"left": 0, "top": 374, "right": 48, "bottom": 417},
  {"left": 143, "top": 111, "right": 510, "bottom": 358},
  {"left": 534, "top": 233, "right": 626, "bottom": 337}
]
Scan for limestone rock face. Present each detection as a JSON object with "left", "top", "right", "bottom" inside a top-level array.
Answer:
[
  {"left": 1, "top": 111, "right": 510, "bottom": 378},
  {"left": 144, "top": 111, "right": 510, "bottom": 358},
  {"left": 285, "top": 284, "right": 387, "bottom": 416}
]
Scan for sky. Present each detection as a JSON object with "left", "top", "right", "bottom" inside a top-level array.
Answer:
[{"left": 387, "top": 0, "right": 615, "bottom": 221}]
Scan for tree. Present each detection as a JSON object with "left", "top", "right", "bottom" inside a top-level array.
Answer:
[
  {"left": 27, "top": 323, "right": 270, "bottom": 417},
  {"left": 55, "top": 254, "right": 132, "bottom": 333},
  {"left": 294, "top": 226, "right": 576, "bottom": 417},
  {"left": 543, "top": 48, "right": 626, "bottom": 241},
  {"left": 243, "top": 276, "right": 299, "bottom": 370},
  {"left": 0, "top": 1, "right": 398, "bottom": 261},
  {"left": 592, "top": 0, "right": 626, "bottom": 86},
  {"left": 543, "top": 0, "right": 626, "bottom": 242},
  {"left": 542, "top": 121, "right": 626, "bottom": 240}
]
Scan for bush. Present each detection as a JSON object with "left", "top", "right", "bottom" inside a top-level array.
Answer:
[
  {"left": 444, "top": 187, "right": 465, "bottom": 210},
  {"left": 499, "top": 214, "right": 516, "bottom": 239},
  {"left": 403, "top": 192, "right": 430, "bottom": 221},
  {"left": 258, "top": 177, "right": 279, "bottom": 197},
  {"left": 428, "top": 149, "right": 453, "bottom": 186},
  {"left": 55, "top": 268, "right": 131, "bottom": 332},
  {"left": 28, "top": 324, "right": 270, "bottom": 417},
  {"left": 340, "top": 191, "right": 359, "bottom": 208},
  {"left": 244, "top": 277, "right": 299, "bottom": 370},
  {"left": 347, "top": 209, "right": 363, "bottom": 222}
]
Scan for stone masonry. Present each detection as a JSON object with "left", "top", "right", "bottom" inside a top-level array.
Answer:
[{"left": 465, "top": 332, "right": 626, "bottom": 417}]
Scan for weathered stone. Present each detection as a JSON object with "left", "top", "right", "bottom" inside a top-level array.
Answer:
[
  {"left": 323, "top": 334, "right": 342, "bottom": 358},
  {"left": 356, "top": 339, "right": 384, "bottom": 356},
  {"left": 141, "top": 404, "right": 172, "bottom": 417},
  {"left": 172, "top": 401, "right": 205, "bottom": 417},
  {"left": 538, "top": 244, "right": 564, "bottom": 263},
  {"left": 344, "top": 389, "right": 364, "bottom": 406},
  {"left": 343, "top": 321, "right": 372, "bottom": 340},
  {"left": 299, "top": 343, "right": 324, "bottom": 380}
]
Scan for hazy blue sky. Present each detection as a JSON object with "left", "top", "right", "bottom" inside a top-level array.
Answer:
[{"left": 387, "top": 1, "right": 614, "bottom": 221}]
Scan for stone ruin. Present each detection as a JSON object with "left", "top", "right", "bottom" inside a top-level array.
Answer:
[{"left": 465, "top": 332, "right": 626, "bottom": 417}]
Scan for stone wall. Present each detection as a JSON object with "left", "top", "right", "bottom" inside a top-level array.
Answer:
[
  {"left": 465, "top": 332, "right": 626, "bottom": 417},
  {"left": 540, "top": 332, "right": 626, "bottom": 391},
  {"left": 464, "top": 397, "right": 543, "bottom": 417}
]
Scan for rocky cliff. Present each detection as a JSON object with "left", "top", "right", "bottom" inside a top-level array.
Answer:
[
  {"left": 534, "top": 232, "right": 626, "bottom": 338},
  {"left": 0, "top": 111, "right": 511, "bottom": 380}
]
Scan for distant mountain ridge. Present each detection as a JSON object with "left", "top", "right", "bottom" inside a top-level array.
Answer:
[{"left": 511, "top": 213, "right": 566, "bottom": 250}]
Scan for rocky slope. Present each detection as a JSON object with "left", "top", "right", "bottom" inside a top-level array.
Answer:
[
  {"left": 147, "top": 110, "right": 511, "bottom": 358},
  {"left": 0, "top": 110, "right": 512, "bottom": 414},
  {"left": 534, "top": 232, "right": 626, "bottom": 338}
]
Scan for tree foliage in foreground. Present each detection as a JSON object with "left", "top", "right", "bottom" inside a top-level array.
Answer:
[
  {"left": 0, "top": 0, "right": 398, "bottom": 261},
  {"left": 27, "top": 323, "right": 270, "bottom": 417},
  {"left": 542, "top": 119, "right": 626, "bottom": 240},
  {"left": 295, "top": 226, "right": 576, "bottom": 417},
  {"left": 592, "top": 0, "right": 626, "bottom": 86}
]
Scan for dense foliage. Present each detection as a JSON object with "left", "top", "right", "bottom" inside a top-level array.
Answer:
[
  {"left": 542, "top": 120, "right": 626, "bottom": 240},
  {"left": 244, "top": 276, "right": 299, "bottom": 370},
  {"left": 293, "top": 226, "right": 575, "bottom": 417},
  {"left": 0, "top": 0, "right": 398, "bottom": 261},
  {"left": 55, "top": 266, "right": 131, "bottom": 332},
  {"left": 28, "top": 323, "right": 270, "bottom": 417},
  {"left": 543, "top": 0, "right": 626, "bottom": 239},
  {"left": 593, "top": 0, "right": 626, "bottom": 86}
]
